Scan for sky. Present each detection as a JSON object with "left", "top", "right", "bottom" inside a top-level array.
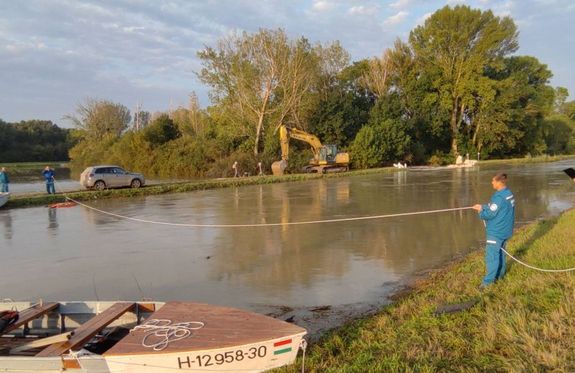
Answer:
[{"left": 1, "top": 0, "right": 574, "bottom": 126}]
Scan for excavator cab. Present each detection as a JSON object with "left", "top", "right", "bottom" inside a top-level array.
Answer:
[{"left": 319, "top": 144, "right": 338, "bottom": 164}]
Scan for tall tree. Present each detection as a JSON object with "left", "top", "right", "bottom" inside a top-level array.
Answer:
[
  {"left": 66, "top": 98, "right": 131, "bottom": 140},
  {"left": 409, "top": 5, "right": 518, "bottom": 155},
  {"left": 197, "top": 28, "right": 319, "bottom": 155}
]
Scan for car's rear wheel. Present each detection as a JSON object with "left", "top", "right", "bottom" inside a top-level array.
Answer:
[
  {"left": 130, "top": 179, "right": 142, "bottom": 189},
  {"left": 94, "top": 180, "right": 106, "bottom": 191}
]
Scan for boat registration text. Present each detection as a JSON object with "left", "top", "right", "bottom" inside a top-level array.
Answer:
[{"left": 177, "top": 346, "right": 268, "bottom": 368}]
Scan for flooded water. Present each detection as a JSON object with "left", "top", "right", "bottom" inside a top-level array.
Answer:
[{"left": 1, "top": 160, "right": 574, "bottom": 336}]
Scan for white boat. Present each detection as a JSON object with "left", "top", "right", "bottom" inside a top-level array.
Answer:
[
  {"left": 0, "top": 300, "right": 307, "bottom": 372},
  {"left": 0, "top": 192, "right": 9, "bottom": 208}
]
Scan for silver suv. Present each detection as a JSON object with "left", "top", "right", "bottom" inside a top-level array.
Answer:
[{"left": 80, "top": 165, "right": 145, "bottom": 190}]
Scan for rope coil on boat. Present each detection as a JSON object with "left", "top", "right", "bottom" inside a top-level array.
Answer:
[{"left": 131, "top": 319, "right": 205, "bottom": 351}]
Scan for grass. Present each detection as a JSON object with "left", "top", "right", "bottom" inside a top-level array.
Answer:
[
  {"left": 478, "top": 154, "right": 575, "bottom": 166},
  {"left": 4, "top": 153, "right": 574, "bottom": 209},
  {"left": 277, "top": 209, "right": 575, "bottom": 372}
]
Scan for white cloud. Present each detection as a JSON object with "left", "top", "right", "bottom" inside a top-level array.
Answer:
[
  {"left": 384, "top": 11, "right": 409, "bottom": 26},
  {"left": 492, "top": 0, "right": 515, "bottom": 17},
  {"left": 312, "top": 0, "right": 334, "bottom": 12},
  {"left": 348, "top": 5, "right": 379, "bottom": 16},
  {"left": 390, "top": 0, "right": 412, "bottom": 9},
  {"left": 415, "top": 12, "right": 432, "bottom": 26},
  {"left": 446, "top": 0, "right": 466, "bottom": 4}
]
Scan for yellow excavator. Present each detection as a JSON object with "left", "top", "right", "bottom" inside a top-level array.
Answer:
[{"left": 271, "top": 125, "right": 350, "bottom": 176}]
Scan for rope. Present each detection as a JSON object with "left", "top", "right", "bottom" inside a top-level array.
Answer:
[
  {"left": 300, "top": 338, "right": 308, "bottom": 373},
  {"left": 58, "top": 178, "right": 575, "bottom": 271},
  {"left": 65, "top": 195, "right": 473, "bottom": 228},
  {"left": 501, "top": 247, "right": 575, "bottom": 273},
  {"left": 131, "top": 319, "right": 204, "bottom": 351}
]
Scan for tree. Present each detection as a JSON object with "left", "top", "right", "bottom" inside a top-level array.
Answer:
[
  {"left": 351, "top": 118, "right": 411, "bottom": 168},
  {"left": 143, "top": 114, "right": 181, "bottom": 146},
  {"left": 66, "top": 98, "right": 131, "bottom": 140},
  {"left": 198, "top": 28, "right": 320, "bottom": 155},
  {"left": 409, "top": 5, "right": 518, "bottom": 155},
  {"left": 308, "top": 61, "right": 375, "bottom": 148}
]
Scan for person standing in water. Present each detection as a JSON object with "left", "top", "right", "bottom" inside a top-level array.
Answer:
[
  {"left": 0, "top": 167, "right": 9, "bottom": 193},
  {"left": 473, "top": 172, "right": 516, "bottom": 288},
  {"left": 42, "top": 166, "right": 56, "bottom": 194}
]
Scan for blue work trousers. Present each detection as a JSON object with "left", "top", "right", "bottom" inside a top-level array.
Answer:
[
  {"left": 483, "top": 237, "right": 507, "bottom": 286},
  {"left": 46, "top": 182, "right": 55, "bottom": 194},
  {"left": 0, "top": 183, "right": 7, "bottom": 193}
]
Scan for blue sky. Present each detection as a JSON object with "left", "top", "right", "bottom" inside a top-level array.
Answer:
[{"left": 1, "top": 0, "right": 573, "bottom": 126}]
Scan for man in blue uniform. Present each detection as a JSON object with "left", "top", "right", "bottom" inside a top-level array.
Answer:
[
  {"left": 473, "top": 172, "right": 515, "bottom": 287},
  {"left": 42, "top": 166, "right": 56, "bottom": 194}
]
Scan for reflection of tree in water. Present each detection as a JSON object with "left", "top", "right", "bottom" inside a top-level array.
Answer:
[
  {"left": 0, "top": 210, "right": 13, "bottom": 240},
  {"left": 206, "top": 167, "right": 572, "bottom": 294}
]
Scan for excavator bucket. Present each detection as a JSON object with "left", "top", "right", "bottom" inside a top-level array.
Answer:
[{"left": 271, "top": 160, "right": 288, "bottom": 176}]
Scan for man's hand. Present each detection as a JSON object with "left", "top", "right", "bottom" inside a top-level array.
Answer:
[{"left": 472, "top": 204, "right": 482, "bottom": 212}]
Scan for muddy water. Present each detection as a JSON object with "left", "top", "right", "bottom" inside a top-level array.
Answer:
[{"left": 1, "top": 160, "right": 573, "bottom": 336}]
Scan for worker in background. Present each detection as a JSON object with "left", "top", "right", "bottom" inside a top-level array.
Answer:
[
  {"left": 258, "top": 161, "right": 263, "bottom": 176},
  {"left": 42, "top": 166, "right": 56, "bottom": 194},
  {"left": 0, "top": 167, "right": 9, "bottom": 193},
  {"left": 472, "top": 172, "right": 515, "bottom": 288},
  {"left": 232, "top": 161, "right": 239, "bottom": 178}
]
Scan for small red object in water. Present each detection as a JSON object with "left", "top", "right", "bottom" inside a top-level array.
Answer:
[{"left": 48, "top": 201, "right": 77, "bottom": 208}]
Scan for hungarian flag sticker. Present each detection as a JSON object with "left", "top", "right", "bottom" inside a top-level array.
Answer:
[{"left": 273, "top": 338, "right": 293, "bottom": 355}]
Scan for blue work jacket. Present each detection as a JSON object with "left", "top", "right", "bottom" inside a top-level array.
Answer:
[
  {"left": 0, "top": 172, "right": 8, "bottom": 184},
  {"left": 479, "top": 187, "right": 515, "bottom": 240}
]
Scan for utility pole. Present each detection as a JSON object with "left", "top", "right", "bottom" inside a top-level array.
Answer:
[{"left": 134, "top": 101, "right": 142, "bottom": 130}]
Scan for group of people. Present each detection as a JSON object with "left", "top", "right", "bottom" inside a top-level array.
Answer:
[
  {"left": 232, "top": 161, "right": 264, "bottom": 178},
  {"left": 0, "top": 166, "right": 56, "bottom": 194}
]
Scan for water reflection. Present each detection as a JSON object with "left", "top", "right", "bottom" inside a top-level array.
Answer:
[
  {"left": 0, "top": 210, "right": 13, "bottom": 240},
  {"left": 0, "top": 161, "right": 573, "bottom": 311},
  {"left": 48, "top": 208, "right": 58, "bottom": 231}
]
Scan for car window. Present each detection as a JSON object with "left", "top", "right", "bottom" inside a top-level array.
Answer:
[
  {"left": 94, "top": 168, "right": 105, "bottom": 174},
  {"left": 113, "top": 168, "right": 125, "bottom": 174}
]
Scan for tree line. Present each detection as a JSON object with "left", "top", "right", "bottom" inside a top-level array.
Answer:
[
  {"left": 58, "top": 6, "right": 575, "bottom": 176},
  {"left": 0, "top": 119, "right": 75, "bottom": 162}
]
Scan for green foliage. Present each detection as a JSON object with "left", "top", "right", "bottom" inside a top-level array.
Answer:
[
  {"left": 142, "top": 114, "right": 180, "bottom": 146},
  {"left": 66, "top": 98, "right": 131, "bottom": 140},
  {"left": 542, "top": 115, "right": 575, "bottom": 155},
  {"left": 409, "top": 5, "right": 518, "bottom": 155},
  {"left": 351, "top": 118, "right": 411, "bottom": 168},
  {"left": 308, "top": 61, "right": 374, "bottom": 148},
  {"left": 0, "top": 119, "right": 74, "bottom": 162}
]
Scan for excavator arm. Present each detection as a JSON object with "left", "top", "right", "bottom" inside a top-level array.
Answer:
[
  {"left": 272, "top": 124, "right": 349, "bottom": 176},
  {"left": 279, "top": 125, "right": 323, "bottom": 162}
]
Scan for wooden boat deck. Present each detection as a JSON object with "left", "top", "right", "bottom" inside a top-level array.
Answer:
[
  {"left": 105, "top": 302, "right": 306, "bottom": 356},
  {"left": 37, "top": 302, "right": 135, "bottom": 357},
  {"left": 1, "top": 302, "right": 59, "bottom": 335}
]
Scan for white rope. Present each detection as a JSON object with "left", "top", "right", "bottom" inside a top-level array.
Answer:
[
  {"left": 60, "top": 180, "right": 575, "bottom": 271},
  {"left": 65, "top": 195, "right": 473, "bottom": 228},
  {"left": 501, "top": 247, "right": 575, "bottom": 273},
  {"left": 131, "top": 319, "right": 204, "bottom": 351},
  {"left": 300, "top": 338, "right": 308, "bottom": 373}
]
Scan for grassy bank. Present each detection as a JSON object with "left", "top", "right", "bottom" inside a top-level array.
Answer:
[
  {"left": 4, "top": 167, "right": 398, "bottom": 209},
  {"left": 4, "top": 153, "right": 574, "bottom": 209},
  {"left": 478, "top": 153, "right": 575, "bottom": 166},
  {"left": 279, "top": 208, "right": 575, "bottom": 372}
]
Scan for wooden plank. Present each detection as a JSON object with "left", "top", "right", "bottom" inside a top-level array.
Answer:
[
  {"left": 36, "top": 302, "right": 135, "bottom": 357},
  {"left": 10, "top": 332, "right": 73, "bottom": 353},
  {"left": 1, "top": 302, "right": 59, "bottom": 335}
]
